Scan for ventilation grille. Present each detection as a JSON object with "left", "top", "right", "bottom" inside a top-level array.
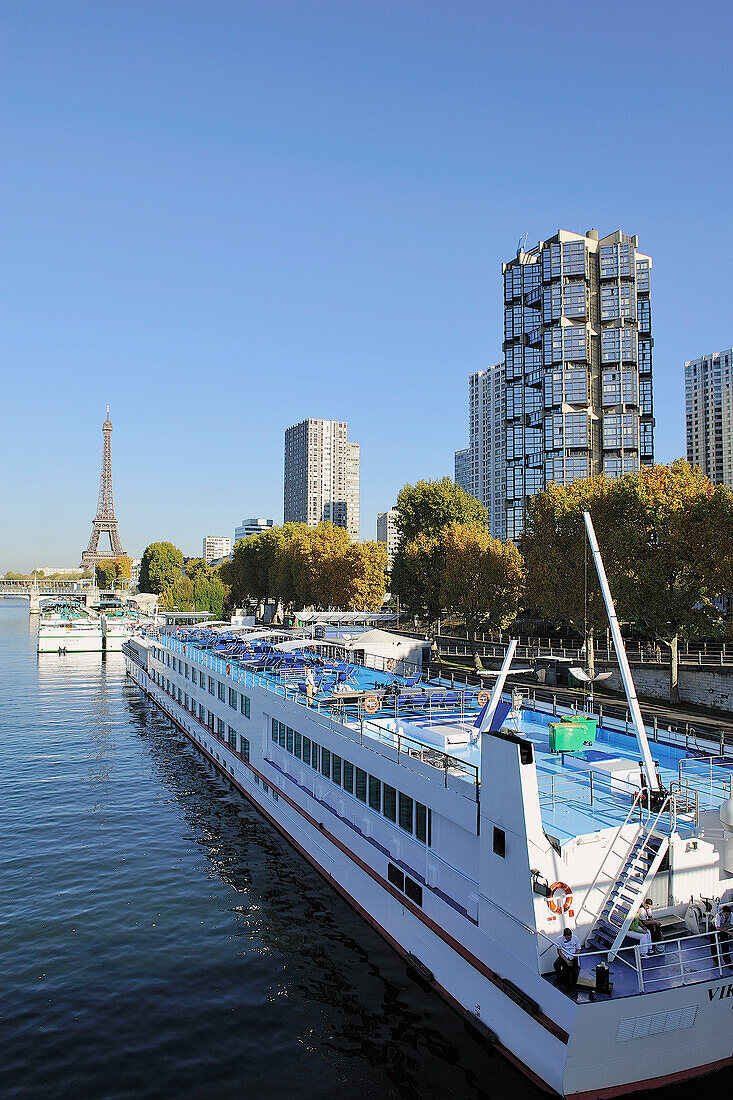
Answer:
[{"left": 616, "top": 1006, "right": 697, "bottom": 1042}]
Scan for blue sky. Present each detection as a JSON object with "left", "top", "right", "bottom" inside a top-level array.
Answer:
[{"left": 2, "top": 0, "right": 731, "bottom": 570}]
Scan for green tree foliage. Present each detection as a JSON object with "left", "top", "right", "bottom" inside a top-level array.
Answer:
[
  {"left": 523, "top": 462, "right": 733, "bottom": 702},
  {"left": 390, "top": 533, "right": 444, "bottom": 636},
  {"left": 395, "top": 477, "right": 488, "bottom": 545},
  {"left": 522, "top": 477, "right": 613, "bottom": 674},
  {"left": 95, "top": 560, "right": 117, "bottom": 588},
  {"left": 138, "top": 542, "right": 184, "bottom": 595},
  {"left": 221, "top": 523, "right": 387, "bottom": 612},
  {"left": 606, "top": 461, "right": 733, "bottom": 702},
  {"left": 441, "top": 523, "right": 525, "bottom": 670}
]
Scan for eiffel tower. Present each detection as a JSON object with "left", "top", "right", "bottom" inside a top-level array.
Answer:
[{"left": 80, "top": 406, "right": 126, "bottom": 567}]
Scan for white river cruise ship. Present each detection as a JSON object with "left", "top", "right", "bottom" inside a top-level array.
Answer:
[{"left": 123, "top": 524, "right": 733, "bottom": 1097}]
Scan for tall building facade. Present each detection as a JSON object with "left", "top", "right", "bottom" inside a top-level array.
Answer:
[
  {"left": 454, "top": 365, "right": 506, "bottom": 540},
  {"left": 685, "top": 349, "right": 733, "bottom": 487},
  {"left": 502, "top": 229, "right": 654, "bottom": 540},
  {"left": 202, "top": 535, "right": 232, "bottom": 564},
  {"left": 454, "top": 447, "right": 471, "bottom": 495},
  {"left": 376, "top": 509, "right": 399, "bottom": 566},
  {"left": 284, "top": 419, "right": 360, "bottom": 540},
  {"left": 234, "top": 518, "right": 275, "bottom": 543}
]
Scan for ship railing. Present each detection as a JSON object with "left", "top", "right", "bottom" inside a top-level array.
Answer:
[
  {"left": 158, "top": 634, "right": 479, "bottom": 802},
  {"left": 537, "top": 766, "right": 697, "bottom": 834},
  {"left": 538, "top": 927, "right": 730, "bottom": 996},
  {"left": 676, "top": 757, "right": 733, "bottom": 812}
]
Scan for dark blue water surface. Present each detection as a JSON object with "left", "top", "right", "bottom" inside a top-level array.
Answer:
[{"left": 0, "top": 604, "right": 715, "bottom": 1099}]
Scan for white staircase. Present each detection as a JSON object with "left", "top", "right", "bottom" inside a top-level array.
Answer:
[{"left": 585, "top": 818, "right": 670, "bottom": 961}]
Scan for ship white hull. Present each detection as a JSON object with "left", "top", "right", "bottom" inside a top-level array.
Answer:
[
  {"left": 124, "top": 655, "right": 733, "bottom": 1097},
  {"left": 38, "top": 625, "right": 104, "bottom": 652}
]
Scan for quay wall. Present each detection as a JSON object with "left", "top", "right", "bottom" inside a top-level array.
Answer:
[{"left": 599, "top": 663, "right": 733, "bottom": 712}]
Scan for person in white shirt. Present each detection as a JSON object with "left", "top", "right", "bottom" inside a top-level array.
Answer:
[
  {"left": 554, "top": 928, "right": 581, "bottom": 989},
  {"left": 304, "top": 667, "right": 316, "bottom": 707},
  {"left": 715, "top": 904, "right": 732, "bottom": 966},
  {"left": 641, "top": 898, "right": 664, "bottom": 954}
]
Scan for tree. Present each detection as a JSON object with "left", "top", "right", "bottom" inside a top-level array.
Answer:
[
  {"left": 95, "top": 560, "right": 117, "bottom": 588},
  {"left": 441, "top": 523, "right": 525, "bottom": 670},
  {"left": 343, "top": 541, "right": 388, "bottom": 611},
  {"left": 605, "top": 462, "right": 733, "bottom": 702},
  {"left": 395, "top": 478, "right": 488, "bottom": 546},
  {"left": 391, "top": 532, "right": 445, "bottom": 656},
  {"left": 522, "top": 477, "right": 613, "bottom": 674},
  {"left": 138, "top": 542, "right": 184, "bottom": 595}
]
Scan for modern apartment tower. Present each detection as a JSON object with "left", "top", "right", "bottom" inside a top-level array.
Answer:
[
  {"left": 284, "top": 419, "right": 360, "bottom": 540},
  {"left": 685, "top": 349, "right": 733, "bottom": 487},
  {"left": 202, "top": 536, "right": 232, "bottom": 564},
  {"left": 234, "top": 518, "right": 275, "bottom": 543},
  {"left": 376, "top": 509, "right": 400, "bottom": 566},
  {"left": 502, "top": 229, "right": 654, "bottom": 540},
  {"left": 454, "top": 447, "right": 471, "bottom": 496}
]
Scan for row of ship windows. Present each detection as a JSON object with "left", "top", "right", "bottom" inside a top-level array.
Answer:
[{"left": 269, "top": 717, "right": 432, "bottom": 845}]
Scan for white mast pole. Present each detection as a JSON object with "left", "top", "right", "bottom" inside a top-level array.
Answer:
[
  {"left": 582, "top": 510, "right": 659, "bottom": 791},
  {"left": 477, "top": 639, "right": 518, "bottom": 734}
]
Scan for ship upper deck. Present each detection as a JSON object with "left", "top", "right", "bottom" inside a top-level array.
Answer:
[{"left": 154, "top": 629, "right": 731, "bottom": 844}]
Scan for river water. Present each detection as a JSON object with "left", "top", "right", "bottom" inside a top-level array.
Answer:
[{"left": 0, "top": 603, "right": 711, "bottom": 1099}]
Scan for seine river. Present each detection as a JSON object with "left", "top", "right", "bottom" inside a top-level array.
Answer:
[{"left": 0, "top": 603, "right": 712, "bottom": 1099}]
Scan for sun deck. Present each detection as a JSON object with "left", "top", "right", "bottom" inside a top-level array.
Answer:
[{"left": 157, "top": 630, "right": 732, "bottom": 841}]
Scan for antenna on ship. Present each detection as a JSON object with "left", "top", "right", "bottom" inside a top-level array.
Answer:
[{"left": 582, "top": 510, "right": 660, "bottom": 793}]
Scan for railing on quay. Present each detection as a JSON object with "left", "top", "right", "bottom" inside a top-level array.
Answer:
[{"left": 153, "top": 633, "right": 479, "bottom": 802}]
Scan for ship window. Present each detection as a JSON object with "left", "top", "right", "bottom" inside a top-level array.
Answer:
[
  {"left": 399, "top": 793, "right": 414, "bottom": 833},
  {"left": 368, "top": 775, "right": 381, "bottom": 812},
  {"left": 271, "top": 718, "right": 278, "bottom": 743},
  {"left": 217, "top": 718, "right": 225, "bottom": 736},
  {"left": 321, "top": 747, "right": 331, "bottom": 778},
  {"left": 331, "top": 754, "right": 341, "bottom": 785},
  {"left": 493, "top": 827, "right": 506, "bottom": 857},
  {"left": 278, "top": 722, "right": 286, "bottom": 748},
  {"left": 218, "top": 682, "right": 226, "bottom": 702},
  {"left": 240, "top": 737, "right": 250, "bottom": 762},
  {"left": 383, "top": 785, "right": 397, "bottom": 822},
  {"left": 200, "top": 671, "right": 205, "bottom": 687},
  {"left": 415, "top": 802, "right": 427, "bottom": 843},
  {"left": 387, "top": 863, "right": 405, "bottom": 891},
  {"left": 229, "top": 688, "right": 237, "bottom": 709},
  {"left": 184, "top": 663, "right": 189, "bottom": 679},
  {"left": 355, "top": 768, "right": 367, "bottom": 802},
  {"left": 311, "top": 743, "right": 319, "bottom": 770},
  {"left": 294, "top": 731, "right": 302, "bottom": 758},
  {"left": 343, "top": 760, "right": 354, "bottom": 793},
  {"left": 404, "top": 877, "right": 423, "bottom": 906},
  {"left": 240, "top": 694, "right": 250, "bottom": 718},
  {"left": 286, "top": 727, "right": 293, "bottom": 753},
  {"left": 208, "top": 677, "right": 215, "bottom": 695},
  {"left": 167, "top": 653, "right": 170, "bottom": 666},
  {"left": 302, "top": 736, "right": 311, "bottom": 766},
  {"left": 184, "top": 694, "right": 189, "bottom": 709},
  {"left": 228, "top": 726, "right": 236, "bottom": 748},
  {"left": 208, "top": 711, "right": 214, "bottom": 730}
]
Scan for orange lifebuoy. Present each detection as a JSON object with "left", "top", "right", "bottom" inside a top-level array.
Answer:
[
  {"left": 363, "top": 695, "right": 380, "bottom": 715},
  {"left": 386, "top": 659, "right": 395, "bottom": 671},
  {"left": 182, "top": 645, "right": 186, "bottom": 655},
  {"left": 477, "top": 690, "right": 490, "bottom": 706},
  {"left": 547, "top": 882, "right": 573, "bottom": 915},
  {"left": 226, "top": 663, "right": 231, "bottom": 676}
]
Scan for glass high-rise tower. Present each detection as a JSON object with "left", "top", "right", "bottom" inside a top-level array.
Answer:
[{"left": 502, "top": 229, "right": 654, "bottom": 541}]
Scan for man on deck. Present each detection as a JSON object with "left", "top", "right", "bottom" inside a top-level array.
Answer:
[{"left": 554, "top": 928, "right": 580, "bottom": 990}]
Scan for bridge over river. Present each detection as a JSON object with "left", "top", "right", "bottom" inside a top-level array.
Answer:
[{"left": 0, "top": 579, "right": 99, "bottom": 612}]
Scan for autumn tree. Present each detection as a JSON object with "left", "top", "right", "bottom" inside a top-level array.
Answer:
[
  {"left": 395, "top": 478, "right": 488, "bottom": 545},
  {"left": 522, "top": 477, "right": 614, "bottom": 674},
  {"left": 138, "top": 542, "right": 184, "bottom": 595},
  {"left": 605, "top": 461, "right": 733, "bottom": 702},
  {"left": 441, "top": 523, "right": 525, "bottom": 669}
]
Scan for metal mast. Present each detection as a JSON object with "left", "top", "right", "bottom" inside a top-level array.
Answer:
[
  {"left": 80, "top": 406, "right": 126, "bottom": 567},
  {"left": 583, "top": 510, "right": 659, "bottom": 791}
]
